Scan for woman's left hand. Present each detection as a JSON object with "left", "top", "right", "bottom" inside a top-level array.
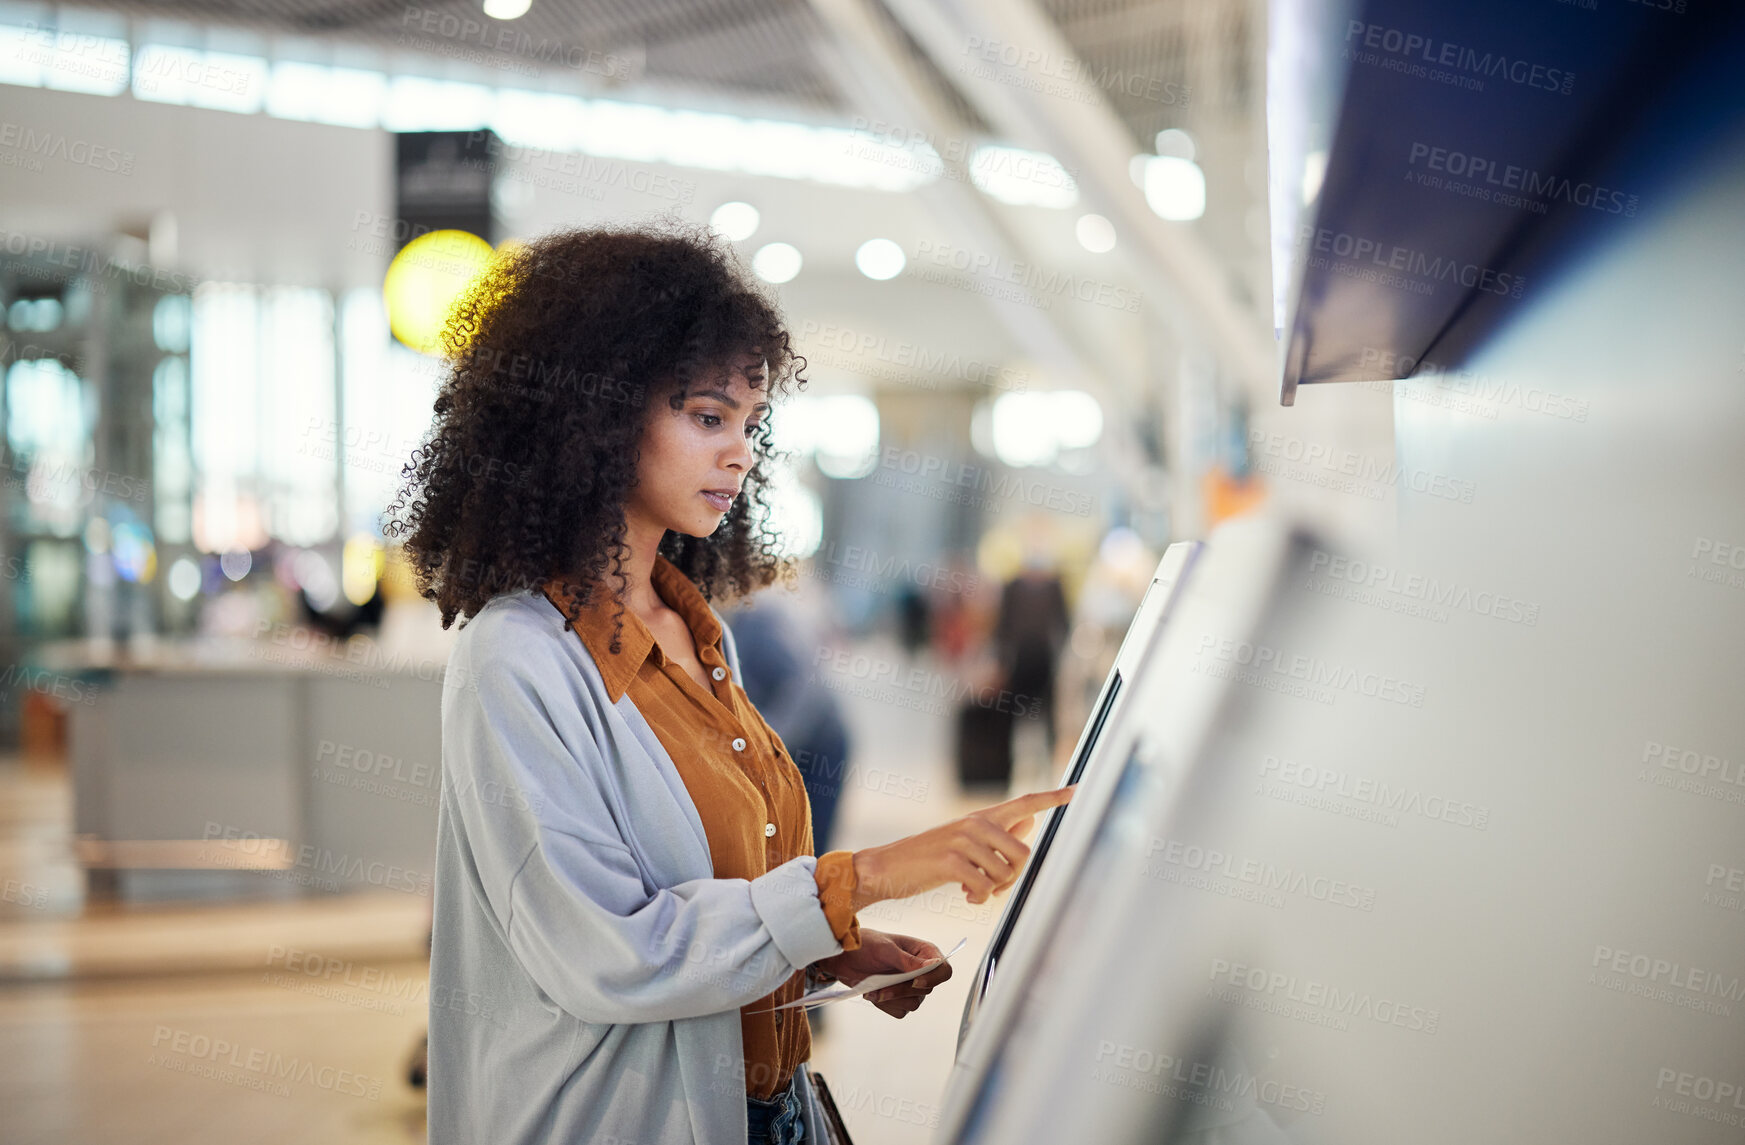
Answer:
[{"left": 812, "top": 930, "right": 954, "bottom": 1019}]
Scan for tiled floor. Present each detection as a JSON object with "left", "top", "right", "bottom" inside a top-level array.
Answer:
[
  {"left": 0, "top": 754, "right": 435, "bottom": 1144},
  {"left": 0, "top": 960, "right": 432, "bottom": 1145},
  {"left": 0, "top": 637, "right": 1073, "bottom": 1144}
]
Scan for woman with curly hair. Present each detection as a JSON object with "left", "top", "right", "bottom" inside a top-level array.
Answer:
[{"left": 385, "top": 222, "right": 1074, "bottom": 1145}]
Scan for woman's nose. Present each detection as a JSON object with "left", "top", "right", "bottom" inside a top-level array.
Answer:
[{"left": 724, "top": 431, "right": 754, "bottom": 471}]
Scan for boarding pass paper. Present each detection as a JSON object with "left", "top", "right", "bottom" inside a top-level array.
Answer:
[{"left": 776, "top": 938, "right": 969, "bottom": 1010}]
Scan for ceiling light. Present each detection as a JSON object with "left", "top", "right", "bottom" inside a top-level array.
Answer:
[
  {"left": 1075, "top": 214, "right": 1116, "bottom": 253},
  {"left": 752, "top": 242, "right": 802, "bottom": 284},
  {"left": 488, "top": 87, "right": 584, "bottom": 149},
  {"left": 0, "top": 21, "right": 947, "bottom": 192},
  {"left": 484, "top": 0, "right": 533, "bottom": 18},
  {"left": 132, "top": 46, "right": 266, "bottom": 113},
  {"left": 854, "top": 238, "right": 905, "bottom": 280},
  {"left": 969, "top": 145, "right": 1078, "bottom": 209},
  {"left": 382, "top": 76, "right": 495, "bottom": 131},
  {"left": 1139, "top": 156, "right": 1206, "bottom": 221},
  {"left": 0, "top": 25, "right": 130, "bottom": 95},
  {"left": 266, "top": 62, "right": 386, "bottom": 128},
  {"left": 710, "top": 201, "right": 760, "bottom": 242},
  {"left": 1154, "top": 128, "right": 1196, "bottom": 161}
]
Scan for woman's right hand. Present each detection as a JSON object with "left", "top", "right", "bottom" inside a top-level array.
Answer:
[{"left": 849, "top": 785, "right": 1078, "bottom": 910}]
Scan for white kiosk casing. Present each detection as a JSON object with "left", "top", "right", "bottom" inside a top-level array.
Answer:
[
  {"left": 953, "top": 540, "right": 1204, "bottom": 1050},
  {"left": 939, "top": 517, "right": 1323, "bottom": 1145}
]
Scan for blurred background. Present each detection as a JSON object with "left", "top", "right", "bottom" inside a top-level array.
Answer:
[{"left": 0, "top": 0, "right": 1560, "bottom": 1141}]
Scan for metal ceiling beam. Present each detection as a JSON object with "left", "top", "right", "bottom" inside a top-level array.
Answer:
[
  {"left": 878, "top": 0, "right": 1277, "bottom": 395},
  {"left": 805, "top": 0, "right": 1163, "bottom": 513},
  {"left": 804, "top": 0, "right": 1123, "bottom": 390}
]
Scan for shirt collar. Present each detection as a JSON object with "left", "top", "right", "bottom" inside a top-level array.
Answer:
[
  {"left": 540, "top": 555, "right": 723, "bottom": 703},
  {"left": 651, "top": 554, "right": 725, "bottom": 654}
]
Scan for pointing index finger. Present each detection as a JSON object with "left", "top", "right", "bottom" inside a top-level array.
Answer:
[{"left": 991, "top": 784, "right": 1077, "bottom": 827}]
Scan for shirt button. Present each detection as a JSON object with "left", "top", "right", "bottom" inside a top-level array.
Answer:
[
  {"left": 764, "top": 822, "right": 776, "bottom": 837},
  {"left": 732, "top": 737, "right": 747, "bottom": 752},
  {"left": 712, "top": 666, "right": 726, "bottom": 681}
]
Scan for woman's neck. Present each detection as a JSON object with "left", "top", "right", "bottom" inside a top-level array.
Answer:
[{"left": 613, "top": 518, "right": 668, "bottom": 616}]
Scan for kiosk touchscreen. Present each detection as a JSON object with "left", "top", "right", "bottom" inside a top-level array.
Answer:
[
  {"left": 956, "top": 540, "right": 1203, "bottom": 1045},
  {"left": 939, "top": 519, "right": 1320, "bottom": 1145}
]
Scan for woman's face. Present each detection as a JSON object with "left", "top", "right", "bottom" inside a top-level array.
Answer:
[{"left": 626, "top": 358, "right": 768, "bottom": 541}]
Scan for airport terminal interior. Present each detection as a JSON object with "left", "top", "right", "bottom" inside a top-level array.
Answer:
[{"left": 1, "top": 0, "right": 1743, "bottom": 1142}]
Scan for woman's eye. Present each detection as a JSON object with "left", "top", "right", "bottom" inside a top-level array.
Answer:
[
  {"left": 696, "top": 412, "right": 723, "bottom": 428},
  {"left": 745, "top": 422, "right": 763, "bottom": 438}
]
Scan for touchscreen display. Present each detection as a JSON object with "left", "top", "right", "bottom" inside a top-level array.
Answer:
[{"left": 976, "top": 670, "right": 1123, "bottom": 1000}]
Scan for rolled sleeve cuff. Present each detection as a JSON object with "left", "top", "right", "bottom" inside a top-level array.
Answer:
[
  {"left": 813, "top": 850, "right": 862, "bottom": 952},
  {"left": 750, "top": 855, "right": 845, "bottom": 968}
]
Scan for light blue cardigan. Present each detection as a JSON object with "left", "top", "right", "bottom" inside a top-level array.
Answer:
[{"left": 427, "top": 588, "right": 844, "bottom": 1145}]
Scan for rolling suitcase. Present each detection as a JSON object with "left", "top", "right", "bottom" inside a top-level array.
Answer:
[{"left": 954, "top": 699, "right": 1014, "bottom": 788}]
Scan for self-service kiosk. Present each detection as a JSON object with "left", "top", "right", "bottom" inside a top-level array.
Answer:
[
  {"left": 926, "top": 0, "right": 1745, "bottom": 1133},
  {"left": 955, "top": 539, "right": 1203, "bottom": 1046},
  {"left": 936, "top": 504, "right": 1742, "bottom": 1145},
  {"left": 940, "top": 519, "right": 1327, "bottom": 1144}
]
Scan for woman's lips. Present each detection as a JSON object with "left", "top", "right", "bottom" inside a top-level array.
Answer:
[{"left": 701, "top": 491, "right": 734, "bottom": 513}]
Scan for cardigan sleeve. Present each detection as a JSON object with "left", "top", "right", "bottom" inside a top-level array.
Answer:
[{"left": 441, "top": 623, "right": 846, "bottom": 1026}]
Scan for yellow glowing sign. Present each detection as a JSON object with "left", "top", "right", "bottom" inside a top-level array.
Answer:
[
  {"left": 342, "top": 534, "right": 386, "bottom": 606},
  {"left": 383, "top": 229, "right": 497, "bottom": 356}
]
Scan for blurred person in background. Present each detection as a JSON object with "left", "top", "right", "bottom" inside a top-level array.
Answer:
[
  {"left": 992, "top": 553, "right": 1070, "bottom": 756},
  {"left": 384, "top": 223, "right": 1072, "bottom": 1145},
  {"left": 893, "top": 582, "right": 930, "bottom": 656},
  {"left": 929, "top": 550, "right": 985, "bottom": 667},
  {"left": 719, "top": 585, "right": 851, "bottom": 855}
]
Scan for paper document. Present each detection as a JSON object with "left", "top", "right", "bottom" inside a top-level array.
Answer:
[{"left": 775, "top": 938, "right": 969, "bottom": 1010}]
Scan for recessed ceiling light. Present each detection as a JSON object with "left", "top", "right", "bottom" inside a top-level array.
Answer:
[
  {"left": 710, "top": 201, "right": 760, "bottom": 242},
  {"left": 1154, "top": 127, "right": 1196, "bottom": 161},
  {"left": 854, "top": 238, "right": 905, "bottom": 280},
  {"left": 1075, "top": 214, "right": 1116, "bottom": 253},
  {"left": 753, "top": 242, "right": 802, "bottom": 284},
  {"left": 1140, "top": 156, "right": 1206, "bottom": 221}
]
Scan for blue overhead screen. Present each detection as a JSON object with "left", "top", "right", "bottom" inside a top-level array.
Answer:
[{"left": 1276, "top": 0, "right": 1745, "bottom": 402}]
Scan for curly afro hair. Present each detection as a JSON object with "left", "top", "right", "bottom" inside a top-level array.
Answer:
[{"left": 382, "top": 221, "right": 807, "bottom": 644}]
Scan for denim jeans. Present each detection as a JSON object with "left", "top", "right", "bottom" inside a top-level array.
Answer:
[{"left": 746, "top": 1079, "right": 805, "bottom": 1145}]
